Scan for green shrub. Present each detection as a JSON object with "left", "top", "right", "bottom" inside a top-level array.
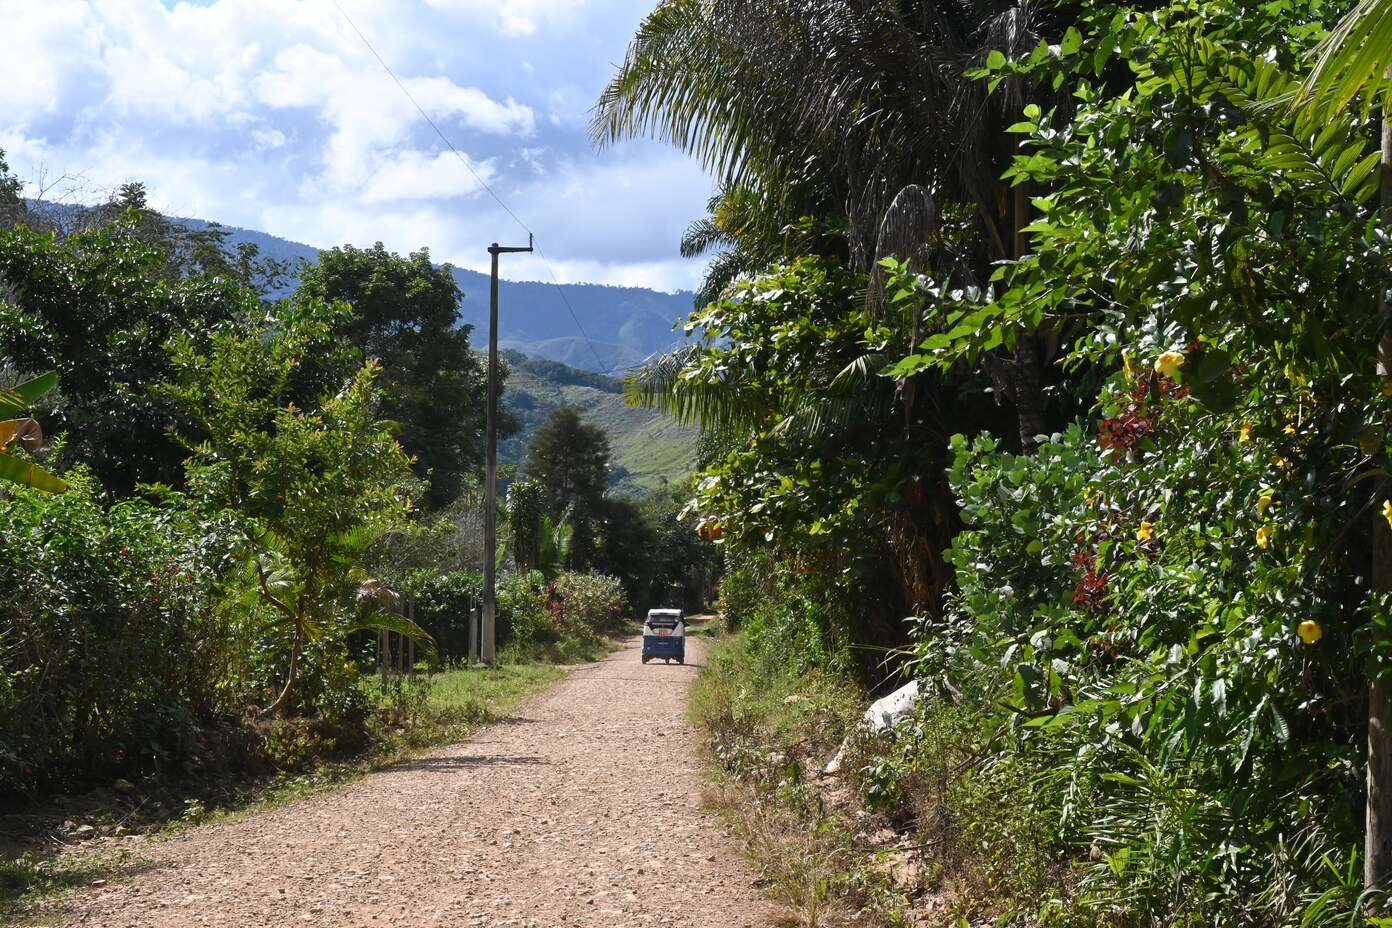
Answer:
[
  {"left": 397, "top": 570, "right": 483, "bottom": 659},
  {"left": 917, "top": 359, "right": 1372, "bottom": 925},
  {"left": 0, "top": 469, "right": 239, "bottom": 792},
  {"left": 553, "top": 570, "right": 626, "bottom": 636}
]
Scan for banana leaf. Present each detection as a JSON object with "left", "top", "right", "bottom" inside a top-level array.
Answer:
[
  {"left": 0, "top": 450, "right": 67, "bottom": 493},
  {"left": 0, "top": 372, "right": 58, "bottom": 416}
]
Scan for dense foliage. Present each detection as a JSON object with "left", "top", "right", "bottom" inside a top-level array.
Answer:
[
  {"left": 0, "top": 182, "right": 639, "bottom": 799},
  {"left": 295, "top": 243, "right": 497, "bottom": 509},
  {"left": 0, "top": 472, "right": 236, "bottom": 792},
  {"left": 607, "top": 0, "right": 1392, "bottom": 921}
]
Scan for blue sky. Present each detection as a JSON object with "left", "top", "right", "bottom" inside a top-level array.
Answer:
[{"left": 0, "top": 0, "right": 716, "bottom": 292}]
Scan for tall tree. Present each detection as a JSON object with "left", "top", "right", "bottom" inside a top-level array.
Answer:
[
  {"left": 522, "top": 406, "right": 611, "bottom": 568},
  {"left": 0, "top": 150, "right": 25, "bottom": 229},
  {"left": 0, "top": 221, "right": 260, "bottom": 493},
  {"left": 593, "top": 0, "right": 1084, "bottom": 450},
  {"left": 164, "top": 301, "right": 430, "bottom": 718},
  {"left": 1298, "top": 0, "right": 1392, "bottom": 896},
  {"left": 294, "top": 243, "right": 495, "bottom": 509}
]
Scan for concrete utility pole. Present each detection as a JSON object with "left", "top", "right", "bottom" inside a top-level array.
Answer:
[{"left": 482, "top": 237, "right": 533, "bottom": 664}]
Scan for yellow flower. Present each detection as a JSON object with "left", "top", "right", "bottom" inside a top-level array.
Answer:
[
  {"left": 1123, "top": 355, "right": 1142, "bottom": 382},
  {"left": 1297, "top": 620, "right": 1322, "bottom": 645},
  {"left": 1383, "top": 499, "right": 1392, "bottom": 531},
  {"left": 1257, "top": 495, "right": 1274, "bottom": 519},
  {"left": 1239, "top": 422, "right": 1252, "bottom": 442},
  {"left": 1137, "top": 521, "right": 1154, "bottom": 541},
  {"left": 1256, "top": 525, "right": 1273, "bottom": 548},
  {"left": 1154, "top": 351, "right": 1185, "bottom": 378}
]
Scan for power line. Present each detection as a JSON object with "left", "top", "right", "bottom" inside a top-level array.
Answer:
[{"left": 327, "top": 0, "right": 612, "bottom": 372}]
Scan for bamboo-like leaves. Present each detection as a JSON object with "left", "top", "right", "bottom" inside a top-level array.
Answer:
[{"left": 1215, "top": 45, "right": 1383, "bottom": 204}]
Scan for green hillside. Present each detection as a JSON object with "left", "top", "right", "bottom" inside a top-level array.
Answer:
[{"left": 498, "top": 351, "right": 699, "bottom": 495}]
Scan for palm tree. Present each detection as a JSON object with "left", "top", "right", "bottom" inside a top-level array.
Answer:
[
  {"left": 593, "top": 0, "right": 1079, "bottom": 451},
  {"left": 1297, "top": 0, "right": 1392, "bottom": 898}
]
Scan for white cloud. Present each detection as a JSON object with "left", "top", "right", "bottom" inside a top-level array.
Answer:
[
  {"left": 420, "top": 0, "right": 592, "bottom": 37},
  {"left": 0, "top": 0, "right": 715, "bottom": 292},
  {"left": 409, "top": 77, "right": 534, "bottom": 136},
  {"left": 359, "top": 150, "right": 493, "bottom": 203}
]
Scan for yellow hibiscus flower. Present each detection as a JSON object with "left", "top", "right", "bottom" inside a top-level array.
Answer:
[
  {"left": 1297, "top": 620, "right": 1322, "bottom": 645},
  {"left": 1137, "top": 521, "right": 1154, "bottom": 541},
  {"left": 1154, "top": 351, "right": 1185, "bottom": 378},
  {"left": 1256, "top": 525, "right": 1273, "bottom": 548}
]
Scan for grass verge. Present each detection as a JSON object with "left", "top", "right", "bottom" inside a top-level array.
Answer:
[{"left": 687, "top": 632, "right": 917, "bottom": 928}]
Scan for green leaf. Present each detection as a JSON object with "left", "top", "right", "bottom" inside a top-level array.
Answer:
[
  {"left": 0, "top": 371, "right": 58, "bottom": 416},
  {"left": 1060, "top": 27, "right": 1083, "bottom": 56},
  {"left": 1191, "top": 348, "right": 1232, "bottom": 385},
  {"left": 0, "top": 451, "right": 67, "bottom": 493}
]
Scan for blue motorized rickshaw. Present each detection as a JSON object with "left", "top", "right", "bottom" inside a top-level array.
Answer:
[{"left": 641, "top": 608, "right": 685, "bottom": 664}]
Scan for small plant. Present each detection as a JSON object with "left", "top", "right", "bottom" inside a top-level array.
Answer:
[{"left": 0, "top": 848, "right": 133, "bottom": 913}]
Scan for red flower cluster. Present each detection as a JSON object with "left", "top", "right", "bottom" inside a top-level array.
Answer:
[
  {"left": 1098, "top": 375, "right": 1190, "bottom": 461},
  {"left": 1070, "top": 550, "right": 1110, "bottom": 616}
]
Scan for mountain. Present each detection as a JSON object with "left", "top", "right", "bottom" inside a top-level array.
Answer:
[
  {"left": 179, "top": 219, "right": 700, "bottom": 373},
  {"left": 177, "top": 219, "right": 701, "bottom": 492}
]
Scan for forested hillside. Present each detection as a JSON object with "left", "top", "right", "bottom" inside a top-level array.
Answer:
[
  {"left": 176, "top": 218, "right": 698, "bottom": 372},
  {"left": 499, "top": 350, "right": 699, "bottom": 495}
]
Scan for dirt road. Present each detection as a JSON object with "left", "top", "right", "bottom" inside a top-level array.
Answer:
[{"left": 49, "top": 633, "right": 775, "bottom": 928}]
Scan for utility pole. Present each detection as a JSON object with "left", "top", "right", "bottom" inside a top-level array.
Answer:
[{"left": 482, "top": 236, "right": 533, "bottom": 664}]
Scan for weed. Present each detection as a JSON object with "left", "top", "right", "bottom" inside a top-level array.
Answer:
[
  {"left": 690, "top": 633, "right": 914, "bottom": 927},
  {"left": 0, "top": 848, "right": 134, "bottom": 920}
]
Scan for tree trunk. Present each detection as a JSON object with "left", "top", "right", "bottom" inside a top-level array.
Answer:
[
  {"left": 1013, "top": 331, "right": 1047, "bottom": 455},
  {"left": 1368, "top": 103, "right": 1392, "bottom": 900}
]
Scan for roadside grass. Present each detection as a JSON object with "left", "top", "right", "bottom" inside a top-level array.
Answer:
[
  {"left": 0, "top": 848, "right": 134, "bottom": 926},
  {"left": 688, "top": 632, "right": 914, "bottom": 928},
  {"left": 688, "top": 631, "right": 1081, "bottom": 928},
  {"left": 188, "top": 653, "right": 572, "bottom": 818}
]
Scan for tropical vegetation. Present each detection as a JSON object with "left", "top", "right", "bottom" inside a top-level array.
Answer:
[
  {"left": 0, "top": 173, "right": 705, "bottom": 811},
  {"left": 600, "top": 0, "right": 1392, "bottom": 923}
]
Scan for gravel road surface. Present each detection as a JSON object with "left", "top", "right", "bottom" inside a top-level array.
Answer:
[{"left": 49, "top": 632, "right": 775, "bottom": 928}]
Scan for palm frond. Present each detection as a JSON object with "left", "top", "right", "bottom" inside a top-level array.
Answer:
[
  {"left": 1299, "top": 0, "right": 1392, "bottom": 117},
  {"left": 771, "top": 353, "right": 895, "bottom": 439},
  {"left": 346, "top": 611, "right": 440, "bottom": 667},
  {"left": 624, "top": 345, "right": 771, "bottom": 436}
]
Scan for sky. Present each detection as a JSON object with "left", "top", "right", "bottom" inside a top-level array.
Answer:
[{"left": 0, "top": 0, "right": 717, "bottom": 293}]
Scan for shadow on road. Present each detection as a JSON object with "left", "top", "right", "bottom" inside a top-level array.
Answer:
[{"left": 388, "top": 754, "right": 550, "bottom": 772}]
